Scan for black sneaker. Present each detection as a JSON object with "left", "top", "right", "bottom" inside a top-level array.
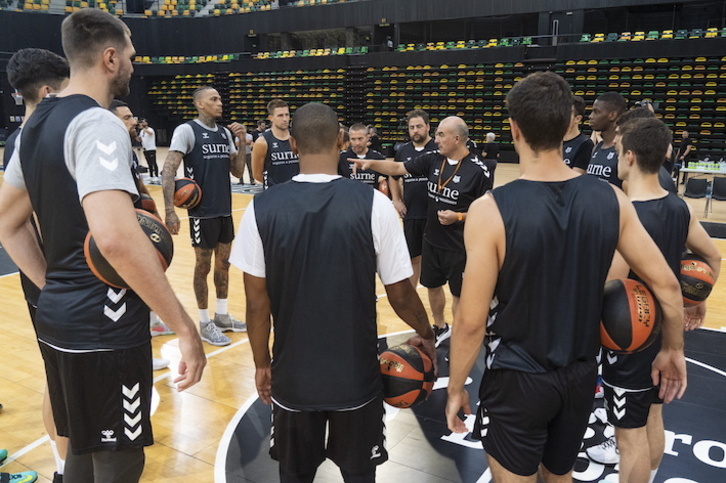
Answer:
[
  {"left": 433, "top": 323, "right": 452, "bottom": 348},
  {"left": 53, "top": 472, "right": 64, "bottom": 483}
]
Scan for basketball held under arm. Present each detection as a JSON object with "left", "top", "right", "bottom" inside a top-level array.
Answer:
[
  {"left": 251, "top": 136, "right": 267, "bottom": 184},
  {"left": 685, "top": 205, "right": 721, "bottom": 284}
]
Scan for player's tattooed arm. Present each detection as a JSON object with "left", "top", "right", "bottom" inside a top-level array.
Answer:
[{"left": 162, "top": 151, "right": 184, "bottom": 235}]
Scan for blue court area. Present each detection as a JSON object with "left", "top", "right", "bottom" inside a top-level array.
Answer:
[{"left": 222, "top": 330, "right": 726, "bottom": 483}]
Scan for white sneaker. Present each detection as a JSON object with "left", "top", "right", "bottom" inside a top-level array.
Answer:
[
  {"left": 200, "top": 321, "right": 231, "bottom": 346},
  {"left": 153, "top": 358, "right": 170, "bottom": 371},
  {"left": 433, "top": 323, "right": 452, "bottom": 348},
  {"left": 586, "top": 436, "right": 620, "bottom": 465},
  {"left": 213, "top": 313, "right": 247, "bottom": 332},
  {"left": 150, "top": 317, "right": 174, "bottom": 337}
]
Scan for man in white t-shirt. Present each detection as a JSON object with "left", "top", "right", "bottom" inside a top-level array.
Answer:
[
  {"left": 138, "top": 118, "right": 158, "bottom": 181},
  {"left": 235, "top": 124, "right": 254, "bottom": 185}
]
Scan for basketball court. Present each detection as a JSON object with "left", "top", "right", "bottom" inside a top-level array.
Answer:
[{"left": 0, "top": 154, "right": 725, "bottom": 482}]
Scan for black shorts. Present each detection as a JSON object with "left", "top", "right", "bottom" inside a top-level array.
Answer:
[
  {"left": 420, "top": 239, "right": 466, "bottom": 297},
  {"left": 603, "top": 384, "right": 662, "bottom": 429},
  {"left": 40, "top": 342, "right": 154, "bottom": 455},
  {"left": 189, "top": 216, "right": 234, "bottom": 249},
  {"left": 474, "top": 360, "right": 597, "bottom": 476},
  {"left": 403, "top": 219, "right": 426, "bottom": 259},
  {"left": 270, "top": 395, "right": 388, "bottom": 475}
]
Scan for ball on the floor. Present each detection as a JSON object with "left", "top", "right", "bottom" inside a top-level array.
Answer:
[
  {"left": 85, "top": 209, "right": 174, "bottom": 289},
  {"left": 174, "top": 177, "right": 202, "bottom": 209},
  {"left": 380, "top": 344, "right": 434, "bottom": 408},
  {"left": 601, "top": 278, "right": 662, "bottom": 354},
  {"left": 680, "top": 253, "right": 715, "bottom": 306}
]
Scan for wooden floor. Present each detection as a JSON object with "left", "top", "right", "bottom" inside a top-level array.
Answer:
[{"left": 0, "top": 149, "right": 725, "bottom": 482}]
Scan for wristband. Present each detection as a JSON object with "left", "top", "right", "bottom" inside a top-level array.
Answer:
[{"left": 458, "top": 212, "right": 464, "bottom": 222}]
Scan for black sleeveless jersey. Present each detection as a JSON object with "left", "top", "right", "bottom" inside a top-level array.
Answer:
[
  {"left": 404, "top": 152, "right": 492, "bottom": 251},
  {"left": 19, "top": 95, "right": 148, "bottom": 350},
  {"left": 338, "top": 148, "right": 385, "bottom": 188},
  {"left": 262, "top": 130, "right": 299, "bottom": 189},
  {"left": 487, "top": 176, "right": 620, "bottom": 373},
  {"left": 394, "top": 139, "right": 438, "bottom": 220},
  {"left": 563, "top": 134, "right": 594, "bottom": 171},
  {"left": 4, "top": 128, "right": 41, "bottom": 307},
  {"left": 182, "top": 121, "right": 233, "bottom": 218},
  {"left": 659, "top": 166, "right": 677, "bottom": 194},
  {"left": 603, "top": 193, "right": 690, "bottom": 390},
  {"left": 587, "top": 142, "right": 622, "bottom": 188},
  {"left": 254, "top": 178, "right": 379, "bottom": 410}
]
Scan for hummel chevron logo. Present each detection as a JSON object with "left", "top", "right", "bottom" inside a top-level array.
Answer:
[
  {"left": 614, "top": 387, "right": 626, "bottom": 397},
  {"left": 122, "top": 383, "right": 140, "bottom": 399},
  {"left": 104, "top": 303, "right": 127, "bottom": 322},
  {"left": 607, "top": 352, "right": 618, "bottom": 364},
  {"left": 96, "top": 140, "right": 117, "bottom": 155},
  {"left": 125, "top": 426, "right": 142, "bottom": 441},
  {"left": 614, "top": 396, "right": 626, "bottom": 408},
  {"left": 124, "top": 412, "right": 141, "bottom": 428},
  {"left": 99, "top": 156, "right": 118, "bottom": 171},
  {"left": 614, "top": 407, "right": 626, "bottom": 420},
  {"left": 106, "top": 288, "right": 127, "bottom": 304},
  {"left": 123, "top": 398, "right": 140, "bottom": 413}
]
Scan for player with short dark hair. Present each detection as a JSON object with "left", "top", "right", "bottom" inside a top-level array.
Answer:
[
  {"left": 588, "top": 92, "right": 628, "bottom": 187},
  {"left": 231, "top": 102, "right": 436, "bottom": 483},
  {"left": 0, "top": 9, "right": 205, "bottom": 482},
  {"left": 389, "top": 109, "right": 438, "bottom": 287},
  {"left": 338, "top": 123, "right": 386, "bottom": 188},
  {"left": 592, "top": 116, "right": 721, "bottom": 483},
  {"left": 353, "top": 116, "right": 493, "bottom": 348},
  {"left": 4, "top": 46, "right": 69, "bottom": 483},
  {"left": 445, "top": 71, "right": 686, "bottom": 483},
  {"left": 252, "top": 98, "right": 299, "bottom": 188},
  {"left": 563, "top": 95, "right": 594, "bottom": 174},
  {"left": 162, "top": 85, "right": 248, "bottom": 346}
]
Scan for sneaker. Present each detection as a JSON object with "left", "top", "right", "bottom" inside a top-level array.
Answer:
[
  {"left": 586, "top": 436, "right": 620, "bottom": 465},
  {"left": 7, "top": 472, "right": 38, "bottom": 483},
  {"left": 52, "top": 472, "right": 63, "bottom": 483},
  {"left": 213, "top": 313, "right": 247, "bottom": 333},
  {"left": 153, "top": 358, "right": 170, "bottom": 371},
  {"left": 200, "top": 321, "right": 231, "bottom": 346},
  {"left": 150, "top": 317, "right": 174, "bottom": 337},
  {"left": 0, "top": 448, "right": 7, "bottom": 463},
  {"left": 433, "top": 323, "right": 452, "bottom": 348}
]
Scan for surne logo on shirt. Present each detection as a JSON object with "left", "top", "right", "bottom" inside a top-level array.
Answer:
[
  {"left": 587, "top": 163, "right": 612, "bottom": 178},
  {"left": 201, "top": 143, "right": 230, "bottom": 155},
  {"left": 427, "top": 181, "right": 460, "bottom": 203}
]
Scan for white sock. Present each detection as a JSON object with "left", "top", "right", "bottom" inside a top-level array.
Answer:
[
  {"left": 50, "top": 439, "right": 65, "bottom": 475},
  {"left": 649, "top": 469, "right": 658, "bottom": 483},
  {"left": 199, "top": 309, "right": 210, "bottom": 323},
  {"left": 216, "top": 299, "right": 228, "bottom": 315}
]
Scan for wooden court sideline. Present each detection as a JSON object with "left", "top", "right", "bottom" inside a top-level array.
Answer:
[{"left": 0, "top": 150, "right": 725, "bottom": 482}]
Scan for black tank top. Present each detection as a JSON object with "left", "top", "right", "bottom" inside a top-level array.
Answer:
[
  {"left": 588, "top": 142, "right": 622, "bottom": 188},
  {"left": 19, "top": 95, "right": 148, "bottom": 350},
  {"left": 487, "top": 175, "right": 620, "bottom": 372},
  {"left": 262, "top": 130, "right": 299, "bottom": 189},
  {"left": 603, "top": 193, "right": 690, "bottom": 389},
  {"left": 254, "top": 178, "right": 379, "bottom": 410},
  {"left": 183, "top": 121, "right": 233, "bottom": 218}
]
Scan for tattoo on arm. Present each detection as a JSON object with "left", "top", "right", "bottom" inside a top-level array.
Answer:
[{"left": 162, "top": 151, "right": 184, "bottom": 214}]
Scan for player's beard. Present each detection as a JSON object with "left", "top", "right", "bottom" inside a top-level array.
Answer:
[
  {"left": 111, "top": 69, "right": 131, "bottom": 97},
  {"left": 411, "top": 133, "right": 425, "bottom": 144}
]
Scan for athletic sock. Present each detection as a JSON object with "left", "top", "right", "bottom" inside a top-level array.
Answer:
[
  {"left": 199, "top": 309, "right": 210, "bottom": 323},
  {"left": 50, "top": 439, "right": 65, "bottom": 475},
  {"left": 216, "top": 299, "right": 228, "bottom": 315}
]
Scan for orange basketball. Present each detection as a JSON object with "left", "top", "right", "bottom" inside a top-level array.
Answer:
[
  {"left": 139, "top": 192, "right": 157, "bottom": 214},
  {"left": 380, "top": 344, "right": 434, "bottom": 408},
  {"left": 601, "top": 279, "right": 662, "bottom": 354},
  {"left": 680, "top": 253, "right": 715, "bottom": 306},
  {"left": 84, "top": 210, "right": 174, "bottom": 289},
  {"left": 174, "top": 177, "right": 202, "bottom": 209}
]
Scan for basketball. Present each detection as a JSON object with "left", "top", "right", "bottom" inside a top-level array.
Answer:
[
  {"left": 601, "top": 278, "right": 662, "bottom": 354},
  {"left": 139, "top": 192, "right": 157, "bottom": 214},
  {"left": 680, "top": 253, "right": 715, "bottom": 306},
  {"left": 380, "top": 344, "right": 434, "bottom": 408},
  {"left": 174, "top": 177, "right": 202, "bottom": 209},
  {"left": 84, "top": 209, "right": 174, "bottom": 289}
]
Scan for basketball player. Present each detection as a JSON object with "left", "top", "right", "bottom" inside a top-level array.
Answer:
[
  {"left": 594, "top": 117, "right": 720, "bottom": 483},
  {"left": 353, "top": 116, "right": 493, "bottom": 347},
  {"left": 389, "top": 109, "right": 437, "bottom": 287},
  {"left": 338, "top": 123, "right": 386, "bottom": 188},
  {"left": 110, "top": 99, "right": 176, "bottom": 359},
  {"left": 5, "top": 47, "right": 69, "bottom": 483},
  {"left": 563, "top": 95, "right": 594, "bottom": 174},
  {"left": 231, "top": 102, "right": 436, "bottom": 483},
  {"left": 587, "top": 92, "right": 627, "bottom": 187},
  {"left": 162, "top": 86, "right": 247, "bottom": 346},
  {"left": 445, "top": 72, "right": 686, "bottom": 483},
  {"left": 251, "top": 98, "right": 299, "bottom": 188},
  {"left": 0, "top": 9, "right": 206, "bottom": 482}
]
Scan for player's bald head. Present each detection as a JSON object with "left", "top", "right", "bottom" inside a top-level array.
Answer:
[{"left": 290, "top": 103, "right": 341, "bottom": 155}]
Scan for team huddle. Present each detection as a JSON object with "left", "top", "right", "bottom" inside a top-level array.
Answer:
[{"left": 0, "top": 8, "right": 721, "bottom": 483}]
